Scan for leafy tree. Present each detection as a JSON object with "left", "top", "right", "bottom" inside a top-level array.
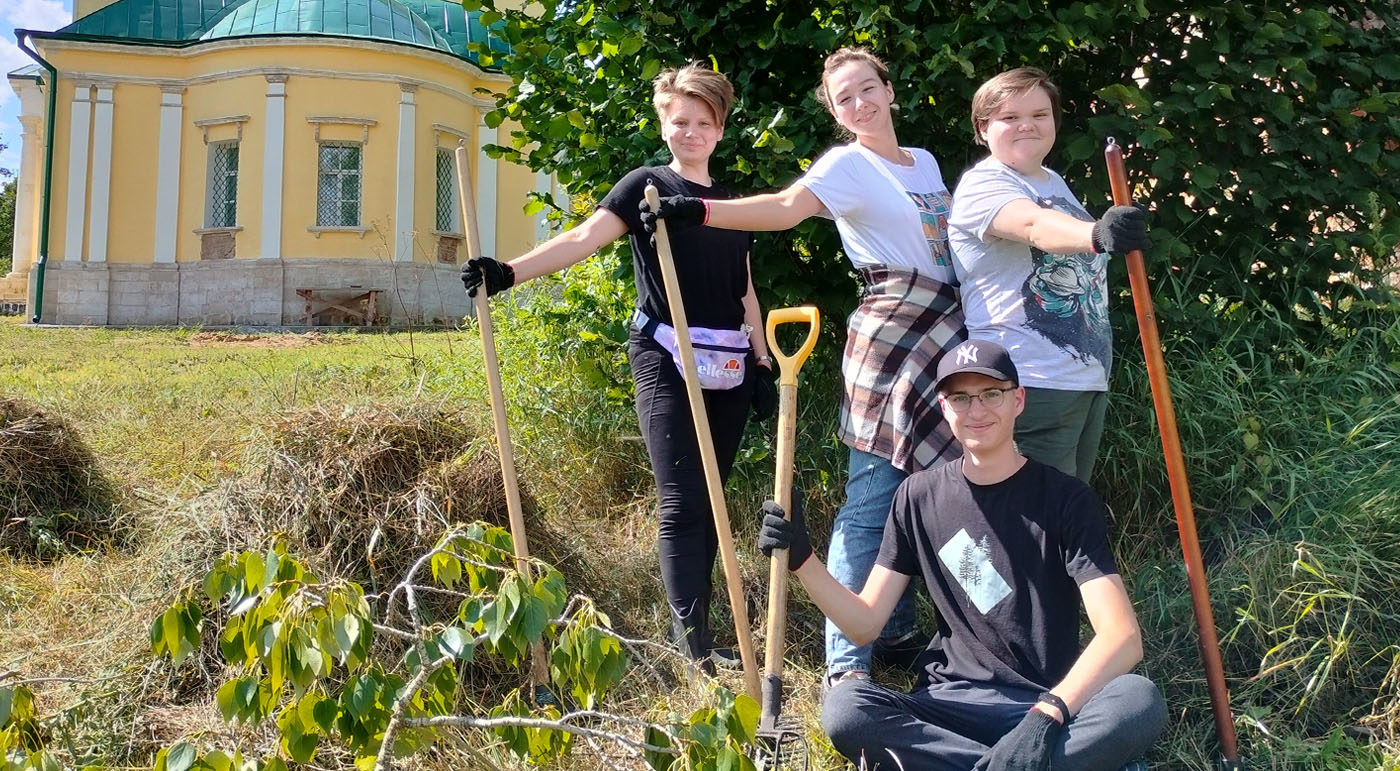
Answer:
[
  {"left": 1, "top": 180, "right": 16, "bottom": 278},
  {"left": 473, "top": 0, "right": 1400, "bottom": 339}
]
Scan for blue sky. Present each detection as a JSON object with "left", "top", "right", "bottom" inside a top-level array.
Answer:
[{"left": 2, "top": 0, "right": 73, "bottom": 175}]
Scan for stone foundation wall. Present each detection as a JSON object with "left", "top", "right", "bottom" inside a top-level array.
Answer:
[{"left": 35, "top": 259, "right": 471, "bottom": 327}]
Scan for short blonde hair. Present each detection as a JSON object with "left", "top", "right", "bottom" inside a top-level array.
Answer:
[
  {"left": 653, "top": 63, "right": 735, "bottom": 127},
  {"left": 970, "top": 67, "right": 1062, "bottom": 146},
  {"left": 814, "top": 47, "right": 891, "bottom": 113}
]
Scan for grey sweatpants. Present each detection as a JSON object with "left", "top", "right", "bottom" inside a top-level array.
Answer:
[{"left": 822, "top": 674, "right": 1166, "bottom": 771}]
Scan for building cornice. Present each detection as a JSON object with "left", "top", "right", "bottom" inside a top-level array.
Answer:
[{"left": 57, "top": 62, "right": 499, "bottom": 110}]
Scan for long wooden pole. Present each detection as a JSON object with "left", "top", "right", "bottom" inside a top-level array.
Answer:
[
  {"left": 1104, "top": 138, "right": 1243, "bottom": 768},
  {"left": 644, "top": 182, "right": 761, "bottom": 701},
  {"left": 759, "top": 306, "right": 820, "bottom": 733},
  {"left": 454, "top": 143, "right": 551, "bottom": 694}
]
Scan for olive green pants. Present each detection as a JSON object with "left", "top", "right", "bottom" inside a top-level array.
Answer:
[{"left": 1015, "top": 388, "right": 1108, "bottom": 483}]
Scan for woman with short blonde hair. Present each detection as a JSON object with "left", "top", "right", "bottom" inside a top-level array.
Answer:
[{"left": 462, "top": 63, "right": 773, "bottom": 674}]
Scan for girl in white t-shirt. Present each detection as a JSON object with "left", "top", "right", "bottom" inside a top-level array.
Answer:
[{"left": 644, "top": 47, "right": 967, "bottom": 685}]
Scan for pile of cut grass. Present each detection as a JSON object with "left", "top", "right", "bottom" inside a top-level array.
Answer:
[
  {"left": 205, "top": 401, "right": 527, "bottom": 588},
  {"left": 0, "top": 397, "right": 125, "bottom": 558}
]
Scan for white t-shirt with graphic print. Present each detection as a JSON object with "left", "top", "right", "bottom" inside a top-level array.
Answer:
[
  {"left": 796, "top": 143, "right": 955, "bottom": 285},
  {"left": 949, "top": 156, "right": 1110, "bottom": 392}
]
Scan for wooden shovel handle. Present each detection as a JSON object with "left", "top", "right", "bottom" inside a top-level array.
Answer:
[
  {"left": 760, "top": 306, "right": 820, "bottom": 682},
  {"left": 1105, "top": 138, "right": 1241, "bottom": 765},
  {"left": 644, "top": 182, "right": 762, "bottom": 701}
]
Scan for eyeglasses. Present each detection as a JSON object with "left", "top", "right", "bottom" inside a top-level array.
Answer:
[{"left": 939, "top": 387, "right": 1015, "bottom": 413}]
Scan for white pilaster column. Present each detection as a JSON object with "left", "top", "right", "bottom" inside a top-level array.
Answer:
[
  {"left": 9, "top": 114, "right": 43, "bottom": 276},
  {"left": 153, "top": 87, "right": 184, "bottom": 263},
  {"left": 63, "top": 82, "right": 93, "bottom": 262},
  {"left": 260, "top": 74, "right": 287, "bottom": 260},
  {"left": 475, "top": 123, "right": 497, "bottom": 257},
  {"left": 394, "top": 84, "right": 416, "bottom": 262},
  {"left": 86, "top": 84, "right": 114, "bottom": 263}
]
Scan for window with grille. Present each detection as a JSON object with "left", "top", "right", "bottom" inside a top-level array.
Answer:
[
  {"left": 317, "top": 142, "right": 363, "bottom": 227},
  {"left": 435, "top": 149, "right": 459, "bottom": 233},
  {"left": 205, "top": 141, "right": 239, "bottom": 228}
]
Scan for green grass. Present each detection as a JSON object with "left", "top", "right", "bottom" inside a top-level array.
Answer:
[{"left": 1, "top": 303, "right": 1398, "bottom": 769}]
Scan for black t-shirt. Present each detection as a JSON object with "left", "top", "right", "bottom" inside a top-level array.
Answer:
[
  {"left": 876, "top": 458, "right": 1118, "bottom": 691},
  {"left": 598, "top": 166, "right": 752, "bottom": 329}
]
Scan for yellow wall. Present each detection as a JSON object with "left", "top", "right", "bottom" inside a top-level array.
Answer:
[
  {"left": 106, "top": 82, "right": 158, "bottom": 263},
  {"left": 38, "top": 38, "right": 535, "bottom": 266},
  {"left": 180, "top": 74, "right": 269, "bottom": 260}
]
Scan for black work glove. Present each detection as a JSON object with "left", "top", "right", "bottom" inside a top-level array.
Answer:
[
  {"left": 751, "top": 362, "right": 778, "bottom": 421},
  {"left": 460, "top": 256, "right": 515, "bottom": 298},
  {"left": 1090, "top": 204, "right": 1149, "bottom": 255},
  {"left": 757, "top": 489, "right": 812, "bottom": 572},
  {"left": 638, "top": 195, "right": 707, "bottom": 235},
  {"left": 976, "top": 708, "right": 1064, "bottom": 771}
]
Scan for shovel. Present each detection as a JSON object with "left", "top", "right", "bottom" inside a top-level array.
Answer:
[{"left": 756, "top": 306, "right": 820, "bottom": 770}]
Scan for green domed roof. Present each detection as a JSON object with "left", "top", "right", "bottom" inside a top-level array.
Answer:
[
  {"left": 46, "top": 0, "right": 507, "bottom": 64},
  {"left": 198, "top": 0, "right": 454, "bottom": 53}
]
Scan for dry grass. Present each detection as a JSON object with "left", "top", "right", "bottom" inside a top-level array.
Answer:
[{"left": 0, "top": 397, "right": 128, "bottom": 558}]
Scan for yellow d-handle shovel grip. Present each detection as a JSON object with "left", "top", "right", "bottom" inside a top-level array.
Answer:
[
  {"left": 644, "top": 183, "right": 761, "bottom": 701},
  {"left": 760, "top": 306, "right": 819, "bottom": 729}
]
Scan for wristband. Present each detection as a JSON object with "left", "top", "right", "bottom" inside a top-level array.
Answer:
[
  {"left": 701, "top": 199, "right": 711, "bottom": 226},
  {"left": 756, "top": 355, "right": 773, "bottom": 366},
  {"left": 1037, "top": 692, "right": 1071, "bottom": 721}
]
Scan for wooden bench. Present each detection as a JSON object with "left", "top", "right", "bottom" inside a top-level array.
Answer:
[{"left": 296, "top": 287, "right": 383, "bottom": 327}]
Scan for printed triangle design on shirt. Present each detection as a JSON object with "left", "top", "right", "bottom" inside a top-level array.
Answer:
[{"left": 937, "top": 527, "right": 1012, "bottom": 614}]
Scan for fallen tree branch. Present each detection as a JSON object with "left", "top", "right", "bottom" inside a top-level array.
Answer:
[{"left": 405, "top": 710, "right": 680, "bottom": 757}]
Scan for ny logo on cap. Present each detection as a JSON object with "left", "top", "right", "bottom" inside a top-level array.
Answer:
[{"left": 955, "top": 343, "right": 980, "bottom": 366}]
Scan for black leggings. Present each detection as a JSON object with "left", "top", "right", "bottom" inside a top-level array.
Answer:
[{"left": 629, "top": 331, "right": 754, "bottom": 637}]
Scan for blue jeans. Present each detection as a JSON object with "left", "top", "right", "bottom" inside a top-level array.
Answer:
[{"left": 825, "top": 446, "right": 917, "bottom": 676}]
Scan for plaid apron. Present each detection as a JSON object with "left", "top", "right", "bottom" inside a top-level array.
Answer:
[{"left": 839, "top": 265, "right": 968, "bottom": 472}]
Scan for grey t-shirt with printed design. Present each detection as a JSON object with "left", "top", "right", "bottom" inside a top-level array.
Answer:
[
  {"left": 797, "top": 143, "right": 955, "bottom": 284},
  {"left": 949, "top": 156, "right": 1110, "bottom": 391}
]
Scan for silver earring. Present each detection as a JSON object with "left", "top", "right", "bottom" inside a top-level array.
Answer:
[{"left": 890, "top": 102, "right": 901, "bottom": 112}]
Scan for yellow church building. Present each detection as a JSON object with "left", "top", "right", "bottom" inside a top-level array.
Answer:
[{"left": 3, "top": 0, "right": 550, "bottom": 326}]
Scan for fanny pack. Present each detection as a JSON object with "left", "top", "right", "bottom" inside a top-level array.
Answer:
[{"left": 634, "top": 308, "right": 749, "bottom": 390}]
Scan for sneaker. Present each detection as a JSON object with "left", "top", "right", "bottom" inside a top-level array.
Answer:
[
  {"left": 872, "top": 630, "right": 925, "bottom": 671},
  {"left": 824, "top": 669, "right": 871, "bottom": 691},
  {"left": 707, "top": 645, "right": 743, "bottom": 670}
]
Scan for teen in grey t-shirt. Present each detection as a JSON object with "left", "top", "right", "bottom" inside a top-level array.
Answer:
[{"left": 949, "top": 67, "right": 1151, "bottom": 481}]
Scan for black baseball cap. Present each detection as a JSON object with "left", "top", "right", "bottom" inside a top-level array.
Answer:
[{"left": 935, "top": 339, "right": 1020, "bottom": 392}]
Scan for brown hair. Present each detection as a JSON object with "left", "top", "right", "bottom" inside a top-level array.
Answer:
[
  {"left": 969, "top": 67, "right": 1062, "bottom": 146},
  {"left": 653, "top": 63, "right": 736, "bottom": 127},
  {"left": 814, "top": 46, "right": 892, "bottom": 113}
]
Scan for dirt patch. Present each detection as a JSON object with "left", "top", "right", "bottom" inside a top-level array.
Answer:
[{"left": 187, "top": 331, "right": 334, "bottom": 348}]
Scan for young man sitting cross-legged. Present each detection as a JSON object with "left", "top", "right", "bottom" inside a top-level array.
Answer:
[{"left": 758, "top": 339, "right": 1166, "bottom": 770}]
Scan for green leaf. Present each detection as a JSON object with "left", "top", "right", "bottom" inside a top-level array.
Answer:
[
  {"left": 439, "top": 627, "right": 475, "bottom": 661},
  {"left": 165, "top": 743, "right": 197, "bottom": 771},
  {"left": 312, "top": 698, "right": 339, "bottom": 733},
  {"left": 215, "top": 679, "right": 240, "bottom": 722}
]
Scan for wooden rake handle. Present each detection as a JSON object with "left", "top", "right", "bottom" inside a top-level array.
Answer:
[
  {"left": 1105, "top": 138, "right": 1242, "bottom": 766},
  {"left": 454, "top": 143, "right": 550, "bottom": 691},
  {"left": 644, "top": 182, "right": 761, "bottom": 701},
  {"left": 761, "top": 306, "right": 819, "bottom": 682}
]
